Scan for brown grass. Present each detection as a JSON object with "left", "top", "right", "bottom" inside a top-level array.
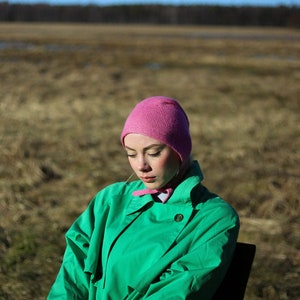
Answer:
[{"left": 0, "top": 23, "right": 299, "bottom": 299}]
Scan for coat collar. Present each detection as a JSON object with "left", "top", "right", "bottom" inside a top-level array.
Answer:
[{"left": 125, "top": 194, "right": 154, "bottom": 215}]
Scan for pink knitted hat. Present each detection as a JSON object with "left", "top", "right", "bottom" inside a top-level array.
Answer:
[{"left": 121, "top": 96, "right": 192, "bottom": 163}]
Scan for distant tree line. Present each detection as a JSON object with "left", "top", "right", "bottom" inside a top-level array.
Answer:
[{"left": 0, "top": 2, "right": 299, "bottom": 27}]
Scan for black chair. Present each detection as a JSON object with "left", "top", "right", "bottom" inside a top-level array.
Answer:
[{"left": 212, "top": 242, "right": 256, "bottom": 300}]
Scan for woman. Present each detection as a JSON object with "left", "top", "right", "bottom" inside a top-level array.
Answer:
[{"left": 48, "top": 96, "right": 239, "bottom": 299}]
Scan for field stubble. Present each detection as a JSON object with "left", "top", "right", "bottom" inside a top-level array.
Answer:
[{"left": 0, "top": 23, "right": 299, "bottom": 299}]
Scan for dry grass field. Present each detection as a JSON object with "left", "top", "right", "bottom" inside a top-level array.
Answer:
[{"left": 0, "top": 23, "right": 299, "bottom": 299}]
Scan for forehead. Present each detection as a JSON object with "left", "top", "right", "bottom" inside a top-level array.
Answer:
[{"left": 124, "top": 134, "right": 163, "bottom": 149}]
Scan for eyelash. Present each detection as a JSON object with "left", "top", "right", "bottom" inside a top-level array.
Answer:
[
  {"left": 126, "top": 151, "right": 161, "bottom": 158},
  {"left": 148, "top": 151, "right": 161, "bottom": 157}
]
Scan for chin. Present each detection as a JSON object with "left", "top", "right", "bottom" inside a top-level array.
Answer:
[{"left": 145, "top": 183, "right": 160, "bottom": 190}]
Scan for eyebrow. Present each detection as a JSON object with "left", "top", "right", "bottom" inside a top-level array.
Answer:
[{"left": 125, "top": 143, "right": 164, "bottom": 151}]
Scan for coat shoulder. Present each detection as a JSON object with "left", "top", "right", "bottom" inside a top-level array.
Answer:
[
  {"left": 97, "top": 180, "right": 143, "bottom": 197},
  {"left": 193, "top": 185, "right": 239, "bottom": 222},
  {"left": 92, "top": 180, "right": 143, "bottom": 208}
]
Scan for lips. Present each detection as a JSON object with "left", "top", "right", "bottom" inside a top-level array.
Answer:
[{"left": 141, "top": 176, "right": 155, "bottom": 183}]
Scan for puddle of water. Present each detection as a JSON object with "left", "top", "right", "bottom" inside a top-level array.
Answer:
[
  {"left": 0, "top": 41, "right": 89, "bottom": 52},
  {"left": 186, "top": 32, "right": 300, "bottom": 42},
  {"left": 0, "top": 41, "right": 34, "bottom": 50},
  {"left": 0, "top": 38, "right": 298, "bottom": 63}
]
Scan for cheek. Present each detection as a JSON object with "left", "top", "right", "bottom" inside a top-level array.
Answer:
[
  {"left": 128, "top": 158, "right": 136, "bottom": 170},
  {"left": 153, "top": 156, "right": 168, "bottom": 170},
  {"left": 159, "top": 154, "right": 180, "bottom": 176}
]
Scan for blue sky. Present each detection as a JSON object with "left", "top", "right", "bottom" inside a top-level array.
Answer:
[{"left": 7, "top": 0, "right": 300, "bottom": 6}]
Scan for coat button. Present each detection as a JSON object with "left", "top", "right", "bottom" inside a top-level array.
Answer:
[{"left": 174, "top": 214, "right": 184, "bottom": 222}]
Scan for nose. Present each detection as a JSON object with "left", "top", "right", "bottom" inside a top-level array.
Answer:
[{"left": 137, "top": 155, "right": 150, "bottom": 172}]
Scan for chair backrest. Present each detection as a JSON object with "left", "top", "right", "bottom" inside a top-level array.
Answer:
[{"left": 212, "top": 242, "right": 256, "bottom": 300}]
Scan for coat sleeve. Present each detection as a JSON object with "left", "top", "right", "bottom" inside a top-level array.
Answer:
[
  {"left": 47, "top": 199, "right": 97, "bottom": 300},
  {"left": 126, "top": 202, "right": 240, "bottom": 300}
]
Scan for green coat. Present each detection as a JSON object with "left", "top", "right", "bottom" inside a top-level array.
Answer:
[{"left": 48, "top": 161, "right": 239, "bottom": 300}]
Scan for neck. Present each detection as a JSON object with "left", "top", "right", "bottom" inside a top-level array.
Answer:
[{"left": 166, "top": 155, "right": 193, "bottom": 190}]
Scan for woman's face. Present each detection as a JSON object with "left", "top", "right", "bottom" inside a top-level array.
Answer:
[{"left": 124, "top": 134, "right": 181, "bottom": 190}]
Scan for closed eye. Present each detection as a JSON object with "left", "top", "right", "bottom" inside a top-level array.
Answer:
[{"left": 148, "top": 151, "right": 161, "bottom": 157}]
